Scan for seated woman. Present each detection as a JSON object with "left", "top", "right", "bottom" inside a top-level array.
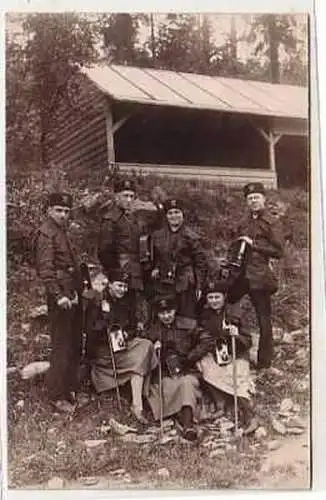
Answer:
[
  {"left": 146, "top": 296, "right": 212, "bottom": 441},
  {"left": 85, "top": 269, "right": 158, "bottom": 424},
  {"left": 197, "top": 280, "right": 259, "bottom": 435}
]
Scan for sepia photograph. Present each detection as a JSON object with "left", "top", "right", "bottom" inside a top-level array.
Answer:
[{"left": 5, "top": 10, "right": 310, "bottom": 492}]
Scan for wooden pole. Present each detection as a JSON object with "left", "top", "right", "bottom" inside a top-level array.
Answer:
[{"left": 105, "top": 99, "right": 115, "bottom": 168}]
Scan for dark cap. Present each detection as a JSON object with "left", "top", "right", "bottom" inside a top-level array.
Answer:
[
  {"left": 163, "top": 198, "right": 183, "bottom": 213},
  {"left": 243, "top": 182, "right": 265, "bottom": 198},
  {"left": 204, "top": 280, "right": 228, "bottom": 296},
  {"left": 154, "top": 295, "right": 177, "bottom": 313},
  {"left": 114, "top": 178, "right": 136, "bottom": 193},
  {"left": 48, "top": 192, "right": 73, "bottom": 208},
  {"left": 108, "top": 269, "right": 130, "bottom": 284}
]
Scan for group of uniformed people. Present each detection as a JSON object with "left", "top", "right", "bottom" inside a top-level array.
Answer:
[{"left": 35, "top": 178, "right": 284, "bottom": 441}]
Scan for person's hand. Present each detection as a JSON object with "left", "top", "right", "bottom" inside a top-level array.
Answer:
[
  {"left": 195, "top": 288, "right": 202, "bottom": 301},
  {"left": 136, "top": 322, "right": 144, "bottom": 334},
  {"left": 151, "top": 268, "right": 160, "bottom": 279},
  {"left": 154, "top": 340, "right": 162, "bottom": 352},
  {"left": 229, "top": 324, "right": 239, "bottom": 337},
  {"left": 101, "top": 300, "right": 111, "bottom": 313},
  {"left": 237, "top": 236, "right": 254, "bottom": 246},
  {"left": 57, "top": 296, "right": 72, "bottom": 310}
]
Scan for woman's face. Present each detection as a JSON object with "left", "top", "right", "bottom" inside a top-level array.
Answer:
[
  {"left": 206, "top": 292, "right": 225, "bottom": 311},
  {"left": 109, "top": 280, "right": 128, "bottom": 299},
  {"left": 158, "top": 308, "right": 176, "bottom": 326},
  {"left": 166, "top": 208, "right": 184, "bottom": 232}
]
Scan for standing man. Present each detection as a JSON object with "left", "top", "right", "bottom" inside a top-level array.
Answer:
[
  {"left": 35, "top": 193, "right": 83, "bottom": 413},
  {"left": 228, "top": 182, "right": 284, "bottom": 370},
  {"left": 151, "top": 199, "right": 208, "bottom": 327},
  {"left": 98, "top": 179, "right": 163, "bottom": 329}
]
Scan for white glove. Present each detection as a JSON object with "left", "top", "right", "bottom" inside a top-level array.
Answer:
[
  {"left": 237, "top": 236, "right": 253, "bottom": 246},
  {"left": 151, "top": 268, "right": 160, "bottom": 279},
  {"left": 154, "top": 340, "right": 162, "bottom": 352},
  {"left": 57, "top": 296, "right": 72, "bottom": 310}
]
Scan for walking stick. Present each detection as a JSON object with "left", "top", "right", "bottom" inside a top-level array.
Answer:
[
  {"left": 157, "top": 345, "right": 164, "bottom": 439},
  {"left": 107, "top": 328, "right": 122, "bottom": 412},
  {"left": 230, "top": 328, "right": 239, "bottom": 436}
]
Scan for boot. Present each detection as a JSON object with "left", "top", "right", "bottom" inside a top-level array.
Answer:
[
  {"left": 239, "top": 397, "right": 259, "bottom": 435},
  {"left": 177, "top": 405, "right": 198, "bottom": 442}
]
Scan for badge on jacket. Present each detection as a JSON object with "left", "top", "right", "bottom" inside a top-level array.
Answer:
[{"left": 109, "top": 327, "right": 127, "bottom": 353}]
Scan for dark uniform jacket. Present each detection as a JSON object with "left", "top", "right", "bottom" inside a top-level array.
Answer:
[
  {"left": 199, "top": 306, "right": 252, "bottom": 361},
  {"left": 85, "top": 288, "right": 137, "bottom": 362},
  {"left": 146, "top": 317, "right": 213, "bottom": 377},
  {"left": 98, "top": 204, "right": 162, "bottom": 289},
  {"left": 152, "top": 224, "right": 208, "bottom": 293},
  {"left": 233, "top": 210, "right": 284, "bottom": 292},
  {"left": 36, "top": 217, "right": 82, "bottom": 302}
]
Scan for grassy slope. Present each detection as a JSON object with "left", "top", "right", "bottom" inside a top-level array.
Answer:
[{"left": 7, "top": 172, "right": 309, "bottom": 488}]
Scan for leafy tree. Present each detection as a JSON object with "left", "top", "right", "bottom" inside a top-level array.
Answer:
[
  {"left": 98, "top": 13, "right": 152, "bottom": 66},
  {"left": 6, "top": 13, "right": 99, "bottom": 172},
  {"left": 247, "top": 14, "right": 299, "bottom": 83}
]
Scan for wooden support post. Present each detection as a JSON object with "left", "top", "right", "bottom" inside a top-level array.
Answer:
[
  {"left": 105, "top": 99, "right": 115, "bottom": 168},
  {"left": 253, "top": 122, "right": 282, "bottom": 188}
]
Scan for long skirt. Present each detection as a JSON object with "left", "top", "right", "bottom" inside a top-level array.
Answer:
[
  {"left": 196, "top": 353, "right": 253, "bottom": 400},
  {"left": 91, "top": 338, "right": 158, "bottom": 393},
  {"left": 147, "top": 374, "right": 201, "bottom": 420}
]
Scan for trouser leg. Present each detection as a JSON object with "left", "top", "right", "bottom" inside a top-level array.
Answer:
[
  {"left": 47, "top": 302, "right": 82, "bottom": 401},
  {"left": 250, "top": 290, "right": 273, "bottom": 369}
]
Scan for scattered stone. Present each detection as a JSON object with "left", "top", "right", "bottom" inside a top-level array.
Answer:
[
  {"left": 271, "top": 419, "right": 287, "bottom": 435},
  {"left": 21, "top": 323, "right": 31, "bottom": 333},
  {"left": 15, "top": 399, "right": 25, "bottom": 409},
  {"left": 99, "top": 424, "right": 111, "bottom": 434},
  {"left": 267, "top": 367, "right": 283, "bottom": 377},
  {"left": 220, "top": 419, "right": 234, "bottom": 431},
  {"left": 279, "top": 398, "right": 294, "bottom": 414},
  {"left": 158, "top": 435, "right": 176, "bottom": 445},
  {"left": 267, "top": 440, "right": 281, "bottom": 451},
  {"left": 286, "top": 416, "right": 306, "bottom": 429},
  {"left": 110, "top": 468, "right": 126, "bottom": 476},
  {"left": 287, "top": 427, "right": 305, "bottom": 435},
  {"left": 30, "top": 305, "right": 48, "bottom": 319},
  {"left": 209, "top": 449, "right": 225, "bottom": 458},
  {"left": 47, "top": 428, "right": 56, "bottom": 437},
  {"left": 109, "top": 418, "right": 137, "bottom": 435},
  {"left": 255, "top": 426, "right": 267, "bottom": 439},
  {"left": 21, "top": 361, "right": 50, "bottom": 380},
  {"left": 162, "top": 419, "right": 174, "bottom": 429},
  {"left": 285, "top": 360, "right": 295, "bottom": 367},
  {"left": 295, "top": 348, "right": 307, "bottom": 359},
  {"left": 84, "top": 439, "right": 107, "bottom": 449},
  {"left": 7, "top": 366, "right": 18, "bottom": 375},
  {"left": 294, "top": 380, "right": 309, "bottom": 393},
  {"left": 281, "top": 332, "right": 293, "bottom": 344},
  {"left": 48, "top": 477, "right": 65, "bottom": 489},
  {"left": 80, "top": 477, "right": 99, "bottom": 487},
  {"left": 122, "top": 433, "right": 155, "bottom": 444},
  {"left": 157, "top": 468, "right": 170, "bottom": 480}
]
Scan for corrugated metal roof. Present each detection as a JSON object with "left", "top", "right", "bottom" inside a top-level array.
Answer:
[{"left": 83, "top": 64, "right": 308, "bottom": 120}]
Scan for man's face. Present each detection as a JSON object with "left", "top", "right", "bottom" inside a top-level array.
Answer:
[
  {"left": 48, "top": 205, "right": 71, "bottom": 227},
  {"left": 109, "top": 280, "right": 128, "bottom": 299},
  {"left": 246, "top": 193, "right": 266, "bottom": 213},
  {"left": 116, "top": 190, "right": 136, "bottom": 212},
  {"left": 158, "top": 308, "right": 176, "bottom": 326},
  {"left": 166, "top": 208, "right": 184, "bottom": 232},
  {"left": 206, "top": 292, "right": 225, "bottom": 311}
]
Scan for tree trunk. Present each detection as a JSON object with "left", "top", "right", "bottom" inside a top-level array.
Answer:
[{"left": 267, "top": 16, "right": 280, "bottom": 83}]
